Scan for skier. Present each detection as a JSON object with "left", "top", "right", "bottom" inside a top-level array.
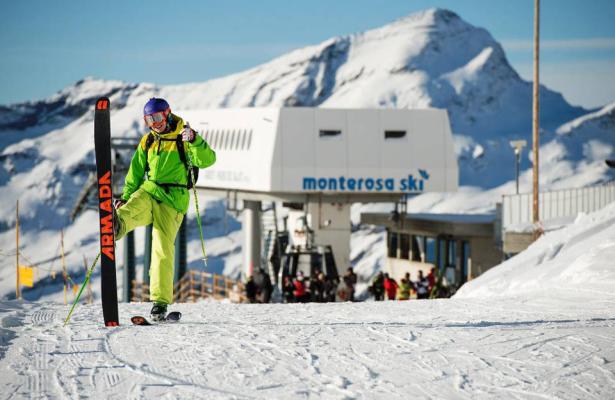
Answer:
[
  {"left": 253, "top": 268, "right": 273, "bottom": 303},
  {"left": 383, "top": 273, "right": 399, "bottom": 301},
  {"left": 245, "top": 276, "right": 257, "bottom": 303},
  {"left": 293, "top": 272, "right": 308, "bottom": 303},
  {"left": 427, "top": 267, "right": 436, "bottom": 292},
  {"left": 370, "top": 271, "right": 385, "bottom": 301},
  {"left": 416, "top": 270, "right": 430, "bottom": 299},
  {"left": 398, "top": 273, "right": 413, "bottom": 301},
  {"left": 282, "top": 276, "right": 295, "bottom": 303},
  {"left": 342, "top": 267, "right": 358, "bottom": 302},
  {"left": 310, "top": 271, "right": 327, "bottom": 303},
  {"left": 113, "top": 98, "right": 216, "bottom": 321}
]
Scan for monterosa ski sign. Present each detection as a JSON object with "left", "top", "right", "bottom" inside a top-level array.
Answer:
[{"left": 302, "top": 170, "right": 430, "bottom": 192}]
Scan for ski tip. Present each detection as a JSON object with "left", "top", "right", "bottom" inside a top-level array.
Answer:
[
  {"left": 96, "top": 97, "right": 110, "bottom": 110},
  {"left": 166, "top": 311, "right": 182, "bottom": 322},
  {"left": 105, "top": 321, "right": 120, "bottom": 327}
]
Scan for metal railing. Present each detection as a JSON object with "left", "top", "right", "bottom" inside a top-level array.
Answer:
[
  {"left": 502, "top": 181, "right": 615, "bottom": 230},
  {"left": 131, "top": 270, "right": 247, "bottom": 303}
]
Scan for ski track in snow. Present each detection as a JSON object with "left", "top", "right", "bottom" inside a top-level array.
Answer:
[{"left": 1, "top": 299, "right": 614, "bottom": 399}]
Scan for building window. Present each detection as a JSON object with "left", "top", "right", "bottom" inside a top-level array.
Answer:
[
  {"left": 240, "top": 129, "right": 247, "bottom": 150},
  {"left": 247, "top": 130, "right": 253, "bottom": 149},
  {"left": 385, "top": 130, "right": 406, "bottom": 139},
  {"left": 400, "top": 234, "right": 410, "bottom": 260},
  {"left": 462, "top": 241, "right": 470, "bottom": 283},
  {"left": 234, "top": 129, "right": 240, "bottom": 150},
  {"left": 387, "top": 230, "right": 398, "bottom": 258},
  {"left": 438, "top": 238, "right": 447, "bottom": 270},
  {"left": 230, "top": 129, "right": 237, "bottom": 150},
  {"left": 224, "top": 130, "right": 231, "bottom": 149},
  {"left": 411, "top": 235, "right": 422, "bottom": 261},
  {"left": 319, "top": 129, "right": 342, "bottom": 138},
  {"left": 204, "top": 128, "right": 254, "bottom": 151},
  {"left": 215, "top": 130, "right": 221, "bottom": 148},
  {"left": 425, "top": 237, "right": 436, "bottom": 264},
  {"left": 448, "top": 240, "right": 456, "bottom": 266}
]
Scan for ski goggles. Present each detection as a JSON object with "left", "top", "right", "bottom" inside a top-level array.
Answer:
[{"left": 144, "top": 110, "right": 169, "bottom": 126}]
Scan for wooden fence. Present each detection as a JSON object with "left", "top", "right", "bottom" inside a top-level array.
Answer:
[{"left": 131, "top": 270, "right": 247, "bottom": 303}]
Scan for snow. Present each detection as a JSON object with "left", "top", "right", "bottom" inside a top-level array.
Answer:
[
  {"left": 2, "top": 198, "right": 615, "bottom": 398},
  {"left": 556, "top": 102, "right": 615, "bottom": 136},
  {"left": 0, "top": 297, "right": 613, "bottom": 398}
]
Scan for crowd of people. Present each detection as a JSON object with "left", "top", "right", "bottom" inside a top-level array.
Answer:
[
  {"left": 244, "top": 269, "right": 273, "bottom": 304},
  {"left": 244, "top": 266, "right": 451, "bottom": 303},
  {"left": 282, "top": 267, "right": 359, "bottom": 303},
  {"left": 368, "top": 267, "right": 450, "bottom": 300},
  {"left": 244, "top": 267, "right": 360, "bottom": 303}
]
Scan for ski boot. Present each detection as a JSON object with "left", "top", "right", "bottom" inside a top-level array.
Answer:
[{"left": 150, "top": 303, "right": 168, "bottom": 322}]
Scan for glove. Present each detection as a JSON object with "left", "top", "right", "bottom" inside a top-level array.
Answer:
[
  {"left": 181, "top": 123, "right": 196, "bottom": 143},
  {"left": 113, "top": 199, "right": 126, "bottom": 209}
]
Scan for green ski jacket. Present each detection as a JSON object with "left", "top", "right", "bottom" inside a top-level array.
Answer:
[{"left": 122, "top": 114, "right": 216, "bottom": 214}]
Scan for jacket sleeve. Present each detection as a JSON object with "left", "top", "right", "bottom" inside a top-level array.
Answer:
[
  {"left": 122, "top": 138, "right": 148, "bottom": 201},
  {"left": 186, "top": 134, "right": 216, "bottom": 169}
]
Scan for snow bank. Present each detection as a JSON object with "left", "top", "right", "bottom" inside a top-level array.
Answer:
[{"left": 455, "top": 201, "right": 615, "bottom": 300}]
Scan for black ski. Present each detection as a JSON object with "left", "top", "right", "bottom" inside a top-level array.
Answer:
[
  {"left": 131, "top": 311, "right": 182, "bottom": 326},
  {"left": 94, "top": 97, "right": 119, "bottom": 327}
]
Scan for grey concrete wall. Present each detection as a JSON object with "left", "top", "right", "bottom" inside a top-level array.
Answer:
[{"left": 469, "top": 237, "right": 503, "bottom": 279}]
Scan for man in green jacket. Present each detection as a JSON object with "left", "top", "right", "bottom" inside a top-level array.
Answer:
[{"left": 114, "top": 97, "right": 216, "bottom": 320}]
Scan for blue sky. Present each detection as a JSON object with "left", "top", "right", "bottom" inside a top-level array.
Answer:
[{"left": 1, "top": 0, "right": 614, "bottom": 108}]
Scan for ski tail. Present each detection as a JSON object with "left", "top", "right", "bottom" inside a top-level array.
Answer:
[{"left": 94, "top": 96, "right": 119, "bottom": 327}]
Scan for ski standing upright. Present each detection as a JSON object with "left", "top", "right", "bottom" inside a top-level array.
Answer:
[{"left": 94, "top": 97, "right": 120, "bottom": 326}]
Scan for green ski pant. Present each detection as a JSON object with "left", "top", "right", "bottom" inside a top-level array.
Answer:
[{"left": 115, "top": 188, "right": 184, "bottom": 305}]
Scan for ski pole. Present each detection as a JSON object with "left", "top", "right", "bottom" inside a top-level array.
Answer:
[
  {"left": 63, "top": 251, "right": 101, "bottom": 326},
  {"left": 185, "top": 122, "right": 208, "bottom": 268}
]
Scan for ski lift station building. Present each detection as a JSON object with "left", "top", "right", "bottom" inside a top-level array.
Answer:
[{"left": 178, "top": 107, "right": 458, "bottom": 278}]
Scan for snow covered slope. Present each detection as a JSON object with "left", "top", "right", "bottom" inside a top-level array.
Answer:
[{"left": 1, "top": 287, "right": 614, "bottom": 398}]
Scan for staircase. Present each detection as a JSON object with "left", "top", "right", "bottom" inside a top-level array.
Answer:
[{"left": 261, "top": 202, "right": 282, "bottom": 282}]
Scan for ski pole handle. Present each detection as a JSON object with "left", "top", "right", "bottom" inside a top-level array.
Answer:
[{"left": 182, "top": 122, "right": 196, "bottom": 143}]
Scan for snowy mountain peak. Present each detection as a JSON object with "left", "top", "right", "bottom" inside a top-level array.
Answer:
[
  {"left": 556, "top": 102, "right": 615, "bottom": 136},
  {"left": 0, "top": 77, "right": 142, "bottom": 134},
  {"left": 345, "top": 7, "right": 507, "bottom": 79},
  {"left": 391, "top": 8, "right": 464, "bottom": 30},
  {"left": 50, "top": 77, "right": 128, "bottom": 105}
]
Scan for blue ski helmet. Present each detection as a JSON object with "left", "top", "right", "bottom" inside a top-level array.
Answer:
[{"left": 143, "top": 97, "right": 170, "bottom": 116}]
